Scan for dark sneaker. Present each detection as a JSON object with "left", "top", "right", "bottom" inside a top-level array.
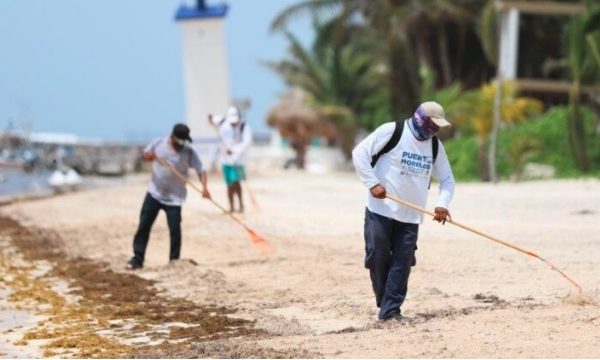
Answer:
[
  {"left": 126, "top": 258, "right": 143, "bottom": 270},
  {"left": 388, "top": 313, "right": 411, "bottom": 323},
  {"left": 380, "top": 312, "right": 406, "bottom": 322}
]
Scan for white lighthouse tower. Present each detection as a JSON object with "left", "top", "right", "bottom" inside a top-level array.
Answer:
[{"left": 175, "top": 0, "right": 230, "bottom": 158}]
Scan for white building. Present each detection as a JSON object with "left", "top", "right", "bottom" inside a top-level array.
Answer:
[{"left": 175, "top": 0, "right": 231, "bottom": 168}]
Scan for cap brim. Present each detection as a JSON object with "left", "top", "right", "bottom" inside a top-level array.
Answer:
[
  {"left": 431, "top": 117, "right": 451, "bottom": 127},
  {"left": 173, "top": 135, "right": 192, "bottom": 143}
]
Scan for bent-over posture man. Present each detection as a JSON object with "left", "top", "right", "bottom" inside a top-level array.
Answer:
[
  {"left": 126, "top": 123, "right": 210, "bottom": 270},
  {"left": 352, "top": 101, "right": 456, "bottom": 321}
]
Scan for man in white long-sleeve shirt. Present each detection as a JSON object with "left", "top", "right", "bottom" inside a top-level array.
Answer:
[
  {"left": 352, "top": 101, "right": 455, "bottom": 321},
  {"left": 208, "top": 107, "right": 253, "bottom": 213}
]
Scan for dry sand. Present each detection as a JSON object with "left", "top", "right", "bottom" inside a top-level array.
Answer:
[{"left": 1, "top": 170, "right": 599, "bottom": 358}]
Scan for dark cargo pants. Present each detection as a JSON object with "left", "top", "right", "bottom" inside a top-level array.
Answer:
[
  {"left": 132, "top": 192, "right": 182, "bottom": 265},
  {"left": 364, "top": 208, "right": 418, "bottom": 320}
]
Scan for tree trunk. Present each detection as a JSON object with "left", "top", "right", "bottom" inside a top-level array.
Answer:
[
  {"left": 339, "top": 123, "right": 358, "bottom": 160},
  {"left": 290, "top": 137, "right": 309, "bottom": 170},
  {"left": 388, "top": 34, "right": 419, "bottom": 119},
  {"left": 295, "top": 144, "right": 307, "bottom": 169},
  {"left": 438, "top": 23, "right": 452, "bottom": 86},
  {"left": 488, "top": 78, "right": 503, "bottom": 182},
  {"left": 478, "top": 137, "right": 490, "bottom": 181},
  {"left": 568, "top": 81, "right": 591, "bottom": 171}
]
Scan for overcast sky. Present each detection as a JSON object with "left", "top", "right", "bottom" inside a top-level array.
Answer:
[{"left": 0, "top": 0, "right": 311, "bottom": 142}]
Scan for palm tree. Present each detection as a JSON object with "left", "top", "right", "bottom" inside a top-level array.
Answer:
[
  {"left": 271, "top": 0, "right": 421, "bottom": 118},
  {"left": 397, "top": 0, "right": 480, "bottom": 86},
  {"left": 564, "top": 4, "right": 600, "bottom": 171},
  {"left": 265, "top": 16, "right": 387, "bottom": 159},
  {"left": 271, "top": 0, "right": 494, "bottom": 119}
]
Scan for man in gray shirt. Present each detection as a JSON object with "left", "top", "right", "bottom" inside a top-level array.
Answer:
[{"left": 126, "top": 123, "right": 211, "bottom": 270}]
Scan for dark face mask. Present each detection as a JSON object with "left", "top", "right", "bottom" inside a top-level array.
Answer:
[
  {"left": 171, "top": 136, "right": 187, "bottom": 151},
  {"left": 410, "top": 116, "right": 439, "bottom": 140}
]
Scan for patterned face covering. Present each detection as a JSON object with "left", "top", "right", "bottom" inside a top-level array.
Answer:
[{"left": 409, "top": 105, "right": 440, "bottom": 140}]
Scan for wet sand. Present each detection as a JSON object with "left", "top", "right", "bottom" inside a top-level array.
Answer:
[
  {"left": 0, "top": 171, "right": 599, "bottom": 357},
  {"left": 0, "top": 289, "right": 44, "bottom": 358}
]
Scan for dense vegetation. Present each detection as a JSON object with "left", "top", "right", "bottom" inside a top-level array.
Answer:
[
  {"left": 446, "top": 106, "right": 600, "bottom": 180},
  {"left": 267, "top": 0, "right": 600, "bottom": 180}
]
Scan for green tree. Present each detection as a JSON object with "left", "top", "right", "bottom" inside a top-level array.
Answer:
[
  {"left": 564, "top": 4, "right": 600, "bottom": 171},
  {"left": 265, "top": 17, "right": 387, "bottom": 159},
  {"left": 271, "top": 0, "right": 416, "bottom": 118},
  {"left": 271, "top": 0, "right": 497, "bottom": 119},
  {"left": 455, "top": 81, "right": 543, "bottom": 181}
]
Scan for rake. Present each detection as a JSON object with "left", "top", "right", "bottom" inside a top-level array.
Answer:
[
  {"left": 155, "top": 156, "right": 271, "bottom": 253},
  {"left": 385, "top": 193, "right": 582, "bottom": 294}
]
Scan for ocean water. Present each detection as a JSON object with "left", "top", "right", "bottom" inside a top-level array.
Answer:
[
  {"left": 0, "top": 169, "right": 132, "bottom": 202},
  {"left": 0, "top": 169, "right": 55, "bottom": 199}
]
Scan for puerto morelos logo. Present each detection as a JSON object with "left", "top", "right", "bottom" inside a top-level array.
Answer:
[{"left": 399, "top": 151, "right": 432, "bottom": 177}]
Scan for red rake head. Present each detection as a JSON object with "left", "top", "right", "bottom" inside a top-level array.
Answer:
[{"left": 246, "top": 228, "right": 272, "bottom": 253}]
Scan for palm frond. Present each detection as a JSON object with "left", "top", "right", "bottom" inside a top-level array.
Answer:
[
  {"left": 270, "top": 0, "right": 345, "bottom": 32},
  {"left": 583, "top": 9, "right": 600, "bottom": 35},
  {"left": 284, "top": 31, "right": 327, "bottom": 94},
  {"left": 479, "top": 0, "right": 497, "bottom": 66}
]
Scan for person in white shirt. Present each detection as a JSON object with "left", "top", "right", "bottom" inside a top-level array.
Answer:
[
  {"left": 126, "top": 123, "right": 211, "bottom": 270},
  {"left": 208, "top": 107, "right": 253, "bottom": 213},
  {"left": 352, "top": 101, "right": 456, "bottom": 321}
]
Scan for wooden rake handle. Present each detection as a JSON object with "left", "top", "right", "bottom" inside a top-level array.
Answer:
[
  {"left": 154, "top": 156, "right": 271, "bottom": 252},
  {"left": 385, "top": 193, "right": 582, "bottom": 293}
]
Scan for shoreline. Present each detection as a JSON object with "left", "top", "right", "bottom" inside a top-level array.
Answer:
[
  {"left": 0, "top": 169, "right": 145, "bottom": 206},
  {"left": 0, "top": 288, "right": 45, "bottom": 358},
  {"left": 0, "top": 214, "right": 314, "bottom": 358}
]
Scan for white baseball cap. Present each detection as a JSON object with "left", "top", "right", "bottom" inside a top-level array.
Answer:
[
  {"left": 227, "top": 106, "right": 241, "bottom": 124},
  {"left": 417, "top": 101, "right": 451, "bottom": 127}
]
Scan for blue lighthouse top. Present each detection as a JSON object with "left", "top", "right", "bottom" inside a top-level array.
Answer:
[{"left": 175, "top": 0, "right": 228, "bottom": 21}]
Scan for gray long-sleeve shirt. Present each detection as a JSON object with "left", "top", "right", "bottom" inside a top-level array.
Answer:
[{"left": 146, "top": 137, "right": 204, "bottom": 206}]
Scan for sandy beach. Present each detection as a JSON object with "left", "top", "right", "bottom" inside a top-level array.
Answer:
[{"left": 1, "top": 170, "right": 599, "bottom": 358}]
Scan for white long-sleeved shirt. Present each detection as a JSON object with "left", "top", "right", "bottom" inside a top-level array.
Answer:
[
  {"left": 210, "top": 116, "right": 253, "bottom": 166},
  {"left": 352, "top": 121, "right": 455, "bottom": 224}
]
